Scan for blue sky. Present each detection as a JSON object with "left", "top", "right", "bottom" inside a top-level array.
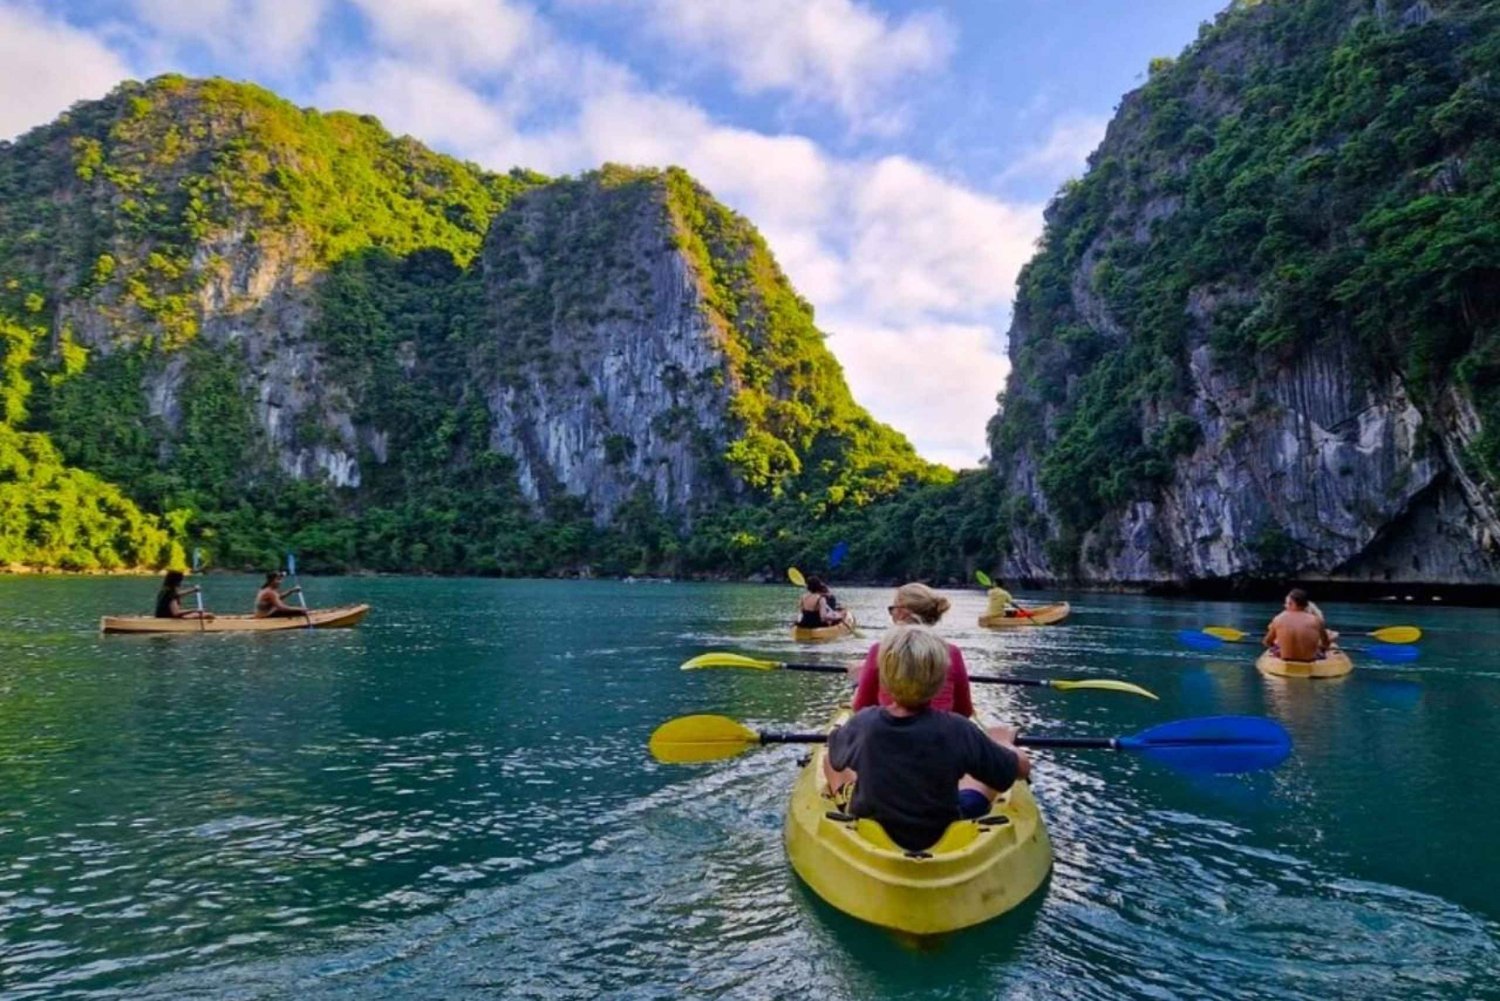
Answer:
[{"left": 0, "top": 0, "right": 1226, "bottom": 467}]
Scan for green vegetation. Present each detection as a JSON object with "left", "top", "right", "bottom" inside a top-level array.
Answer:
[{"left": 998, "top": 0, "right": 1500, "bottom": 573}]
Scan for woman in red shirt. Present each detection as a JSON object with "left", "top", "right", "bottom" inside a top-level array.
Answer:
[{"left": 851, "top": 582, "right": 973, "bottom": 716}]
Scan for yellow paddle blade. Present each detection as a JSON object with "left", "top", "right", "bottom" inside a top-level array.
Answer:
[
  {"left": 680, "top": 652, "right": 782, "bottom": 671},
  {"left": 975, "top": 570, "right": 994, "bottom": 587},
  {"left": 1203, "top": 626, "right": 1249, "bottom": 642},
  {"left": 787, "top": 567, "right": 806, "bottom": 588},
  {"left": 649, "top": 715, "right": 761, "bottom": 764},
  {"left": 1369, "top": 625, "right": 1421, "bottom": 644},
  {"left": 1049, "top": 679, "right": 1159, "bottom": 700}
]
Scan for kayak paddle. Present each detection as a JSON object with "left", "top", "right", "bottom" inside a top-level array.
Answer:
[
  {"left": 680, "top": 651, "right": 1158, "bottom": 699},
  {"left": 649, "top": 714, "right": 1291, "bottom": 774},
  {"left": 1205, "top": 625, "right": 1421, "bottom": 644},
  {"left": 1176, "top": 630, "right": 1419, "bottom": 663},
  {"left": 974, "top": 569, "right": 1034, "bottom": 618},
  {"left": 287, "top": 552, "right": 312, "bottom": 628},
  {"left": 830, "top": 541, "right": 849, "bottom": 569},
  {"left": 788, "top": 567, "right": 806, "bottom": 588},
  {"left": 191, "top": 547, "right": 206, "bottom": 632}
]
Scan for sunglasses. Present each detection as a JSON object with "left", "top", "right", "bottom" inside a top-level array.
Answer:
[{"left": 887, "top": 605, "right": 905, "bottom": 615}]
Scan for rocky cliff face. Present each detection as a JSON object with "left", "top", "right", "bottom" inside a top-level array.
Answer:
[
  {"left": 991, "top": 0, "right": 1500, "bottom": 586},
  {"left": 0, "top": 76, "right": 932, "bottom": 570}
]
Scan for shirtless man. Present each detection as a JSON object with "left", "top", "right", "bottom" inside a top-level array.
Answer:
[{"left": 1263, "top": 588, "right": 1330, "bottom": 661}]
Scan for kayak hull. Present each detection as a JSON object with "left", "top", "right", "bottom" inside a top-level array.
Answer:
[
  {"left": 101, "top": 604, "right": 371, "bottom": 634},
  {"left": 1256, "top": 649, "right": 1353, "bottom": 679},
  {"left": 978, "top": 602, "right": 1070, "bottom": 628},
  {"left": 784, "top": 711, "right": 1052, "bottom": 936},
  {"left": 791, "top": 613, "right": 857, "bottom": 643}
]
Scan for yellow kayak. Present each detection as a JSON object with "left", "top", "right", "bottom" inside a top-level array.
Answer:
[
  {"left": 784, "top": 709, "right": 1052, "bottom": 935},
  {"left": 101, "top": 604, "right": 371, "bottom": 634},
  {"left": 1255, "top": 649, "right": 1354, "bottom": 679},
  {"left": 790, "top": 613, "right": 857, "bottom": 643},
  {"left": 978, "top": 601, "right": 1070, "bottom": 628}
]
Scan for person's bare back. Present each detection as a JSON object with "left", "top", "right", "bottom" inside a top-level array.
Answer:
[{"left": 1266, "top": 609, "right": 1326, "bottom": 661}]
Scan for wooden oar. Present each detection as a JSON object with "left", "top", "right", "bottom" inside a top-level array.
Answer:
[
  {"left": 975, "top": 570, "right": 1033, "bottom": 618},
  {"left": 680, "top": 652, "right": 1158, "bottom": 699},
  {"left": 649, "top": 714, "right": 1291, "bottom": 773},
  {"left": 287, "top": 552, "right": 312, "bottom": 628},
  {"left": 1205, "top": 625, "right": 1421, "bottom": 644}
]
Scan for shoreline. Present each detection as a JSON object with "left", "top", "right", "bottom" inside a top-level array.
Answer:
[{"left": 3, "top": 565, "right": 1492, "bottom": 607}]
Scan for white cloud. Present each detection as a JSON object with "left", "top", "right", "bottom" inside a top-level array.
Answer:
[
  {"left": 129, "top": 0, "right": 331, "bottom": 70},
  {"left": 827, "top": 321, "right": 1011, "bottom": 469},
  {"left": 316, "top": 58, "right": 512, "bottom": 150},
  {"left": 0, "top": 3, "right": 132, "bottom": 141},
  {"left": 345, "top": 0, "right": 535, "bottom": 77},
  {"left": 569, "top": 0, "right": 953, "bottom": 132},
  {"left": 996, "top": 114, "right": 1109, "bottom": 190}
]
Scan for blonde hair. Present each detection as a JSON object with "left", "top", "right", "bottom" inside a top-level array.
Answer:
[
  {"left": 894, "top": 582, "right": 951, "bottom": 625},
  {"left": 877, "top": 626, "right": 950, "bottom": 708}
]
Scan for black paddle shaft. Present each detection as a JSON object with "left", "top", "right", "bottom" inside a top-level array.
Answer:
[
  {"left": 782, "top": 662, "right": 1048, "bottom": 688},
  {"left": 756, "top": 730, "right": 1115, "bottom": 750}
]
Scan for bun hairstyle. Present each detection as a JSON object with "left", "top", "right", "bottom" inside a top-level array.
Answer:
[
  {"left": 877, "top": 626, "right": 950, "bottom": 708},
  {"left": 894, "top": 582, "right": 951, "bottom": 625}
]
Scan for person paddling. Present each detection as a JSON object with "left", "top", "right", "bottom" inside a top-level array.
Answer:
[
  {"left": 1263, "top": 588, "right": 1330, "bottom": 661},
  {"left": 983, "top": 577, "right": 1026, "bottom": 619},
  {"left": 795, "top": 575, "right": 847, "bottom": 628},
  {"left": 155, "top": 570, "right": 214, "bottom": 621},
  {"left": 254, "top": 571, "right": 306, "bottom": 618},
  {"left": 822, "top": 625, "right": 1031, "bottom": 852},
  {"left": 851, "top": 582, "right": 973, "bottom": 715}
]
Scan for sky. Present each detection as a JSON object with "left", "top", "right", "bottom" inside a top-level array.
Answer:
[{"left": 0, "top": 0, "right": 1227, "bottom": 468}]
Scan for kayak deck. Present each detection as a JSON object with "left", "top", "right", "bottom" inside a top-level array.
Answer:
[
  {"left": 790, "top": 613, "right": 857, "bottom": 643},
  {"left": 978, "top": 601, "right": 1070, "bottom": 628},
  {"left": 784, "top": 711, "right": 1052, "bottom": 935},
  {"left": 1256, "top": 649, "right": 1353, "bottom": 679},
  {"left": 101, "top": 604, "right": 371, "bottom": 634}
]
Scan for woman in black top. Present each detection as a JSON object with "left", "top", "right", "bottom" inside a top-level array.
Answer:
[
  {"left": 155, "top": 570, "right": 213, "bottom": 620},
  {"left": 796, "top": 575, "right": 847, "bottom": 628}
]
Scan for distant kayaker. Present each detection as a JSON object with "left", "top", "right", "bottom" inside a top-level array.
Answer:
[
  {"left": 984, "top": 577, "right": 1024, "bottom": 618},
  {"left": 155, "top": 569, "right": 214, "bottom": 621},
  {"left": 796, "top": 575, "right": 847, "bottom": 628},
  {"left": 1263, "top": 588, "right": 1330, "bottom": 661},
  {"left": 254, "top": 571, "right": 306, "bottom": 618},
  {"left": 851, "top": 582, "right": 972, "bottom": 715},
  {"left": 823, "top": 625, "right": 1030, "bottom": 852}
]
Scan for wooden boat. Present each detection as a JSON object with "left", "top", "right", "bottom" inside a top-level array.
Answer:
[
  {"left": 790, "top": 613, "right": 857, "bottom": 643},
  {"left": 1255, "top": 648, "right": 1353, "bottom": 679},
  {"left": 978, "top": 602, "right": 1070, "bottom": 628},
  {"left": 101, "top": 604, "right": 371, "bottom": 634}
]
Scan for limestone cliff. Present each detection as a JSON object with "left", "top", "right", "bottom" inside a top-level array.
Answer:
[{"left": 990, "top": 0, "right": 1500, "bottom": 586}]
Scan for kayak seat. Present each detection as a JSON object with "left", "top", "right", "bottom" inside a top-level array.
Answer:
[{"left": 850, "top": 817, "right": 981, "bottom": 854}]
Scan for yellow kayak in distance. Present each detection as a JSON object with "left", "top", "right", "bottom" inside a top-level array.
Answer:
[
  {"left": 790, "top": 613, "right": 857, "bottom": 643},
  {"left": 978, "top": 601, "right": 1070, "bottom": 628},
  {"left": 784, "top": 709, "right": 1053, "bottom": 936},
  {"left": 101, "top": 604, "right": 372, "bottom": 634},
  {"left": 1255, "top": 648, "right": 1354, "bottom": 679}
]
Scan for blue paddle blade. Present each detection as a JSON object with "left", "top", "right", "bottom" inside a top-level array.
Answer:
[
  {"left": 1119, "top": 715, "right": 1292, "bottom": 774},
  {"left": 830, "top": 541, "right": 849, "bottom": 568},
  {"left": 1177, "top": 629, "right": 1225, "bottom": 652},
  {"left": 287, "top": 552, "right": 297, "bottom": 575},
  {"left": 1363, "top": 642, "right": 1419, "bottom": 663}
]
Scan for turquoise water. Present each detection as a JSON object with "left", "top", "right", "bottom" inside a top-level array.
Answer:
[{"left": 1, "top": 577, "right": 1498, "bottom": 999}]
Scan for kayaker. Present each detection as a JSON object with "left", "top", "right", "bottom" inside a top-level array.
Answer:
[
  {"left": 983, "top": 577, "right": 1024, "bottom": 618},
  {"left": 823, "top": 625, "right": 1031, "bottom": 852},
  {"left": 851, "top": 582, "right": 972, "bottom": 715},
  {"left": 1306, "top": 600, "right": 1341, "bottom": 645},
  {"left": 254, "top": 571, "right": 306, "bottom": 618},
  {"left": 796, "top": 575, "right": 847, "bottom": 628},
  {"left": 155, "top": 570, "right": 214, "bottom": 621},
  {"left": 1263, "top": 588, "right": 1330, "bottom": 661}
]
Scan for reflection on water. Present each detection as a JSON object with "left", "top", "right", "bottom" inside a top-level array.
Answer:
[{"left": 0, "top": 577, "right": 1497, "bottom": 998}]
